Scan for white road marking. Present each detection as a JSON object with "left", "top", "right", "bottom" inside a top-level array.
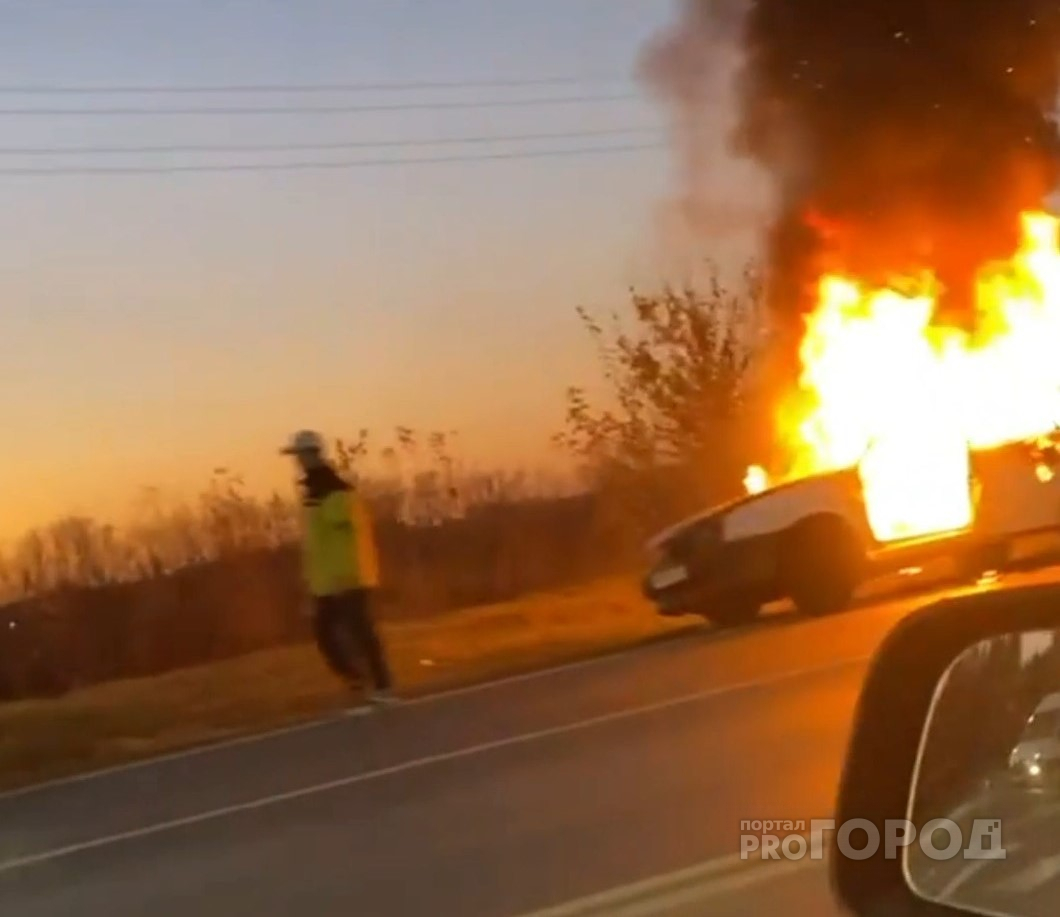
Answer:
[
  {"left": 0, "top": 629, "right": 697, "bottom": 802},
  {"left": 634, "top": 857, "right": 815, "bottom": 915},
  {"left": 1006, "top": 799, "right": 1060, "bottom": 833},
  {"left": 515, "top": 849, "right": 821, "bottom": 916},
  {"left": 935, "top": 859, "right": 993, "bottom": 900},
  {"left": 0, "top": 716, "right": 336, "bottom": 802},
  {"left": 398, "top": 631, "right": 697, "bottom": 707},
  {"left": 904, "top": 795, "right": 997, "bottom": 889},
  {"left": 933, "top": 843, "right": 1024, "bottom": 903},
  {"left": 944, "top": 798, "right": 982, "bottom": 822},
  {"left": 0, "top": 655, "right": 868, "bottom": 874},
  {"left": 998, "top": 851, "right": 1060, "bottom": 893}
]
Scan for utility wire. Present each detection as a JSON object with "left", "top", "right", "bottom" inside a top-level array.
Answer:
[
  {"left": 0, "top": 142, "right": 665, "bottom": 176},
  {"left": 0, "top": 75, "right": 627, "bottom": 95},
  {"left": 0, "top": 93, "right": 637, "bottom": 117},
  {"left": 0, "top": 126, "right": 659, "bottom": 156}
]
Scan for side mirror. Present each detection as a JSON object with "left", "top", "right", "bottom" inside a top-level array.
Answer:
[{"left": 832, "top": 581, "right": 1060, "bottom": 915}]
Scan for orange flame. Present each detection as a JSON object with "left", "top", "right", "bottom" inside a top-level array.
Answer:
[
  {"left": 753, "top": 211, "right": 1060, "bottom": 543},
  {"left": 743, "top": 464, "right": 770, "bottom": 495}
]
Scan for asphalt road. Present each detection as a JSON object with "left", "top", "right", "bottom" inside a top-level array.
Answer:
[
  {"left": 0, "top": 567, "right": 1055, "bottom": 917},
  {"left": 908, "top": 781, "right": 1060, "bottom": 917}
]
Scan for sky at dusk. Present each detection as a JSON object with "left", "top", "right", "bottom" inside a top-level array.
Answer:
[{"left": 0, "top": 0, "right": 768, "bottom": 537}]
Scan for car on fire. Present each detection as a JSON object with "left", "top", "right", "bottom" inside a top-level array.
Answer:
[{"left": 642, "top": 431, "right": 1060, "bottom": 627}]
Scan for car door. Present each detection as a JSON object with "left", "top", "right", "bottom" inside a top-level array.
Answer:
[
  {"left": 973, "top": 432, "right": 1060, "bottom": 536},
  {"left": 856, "top": 435, "right": 974, "bottom": 543}
]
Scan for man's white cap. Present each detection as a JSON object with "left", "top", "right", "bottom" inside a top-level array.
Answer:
[{"left": 280, "top": 429, "right": 325, "bottom": 455}]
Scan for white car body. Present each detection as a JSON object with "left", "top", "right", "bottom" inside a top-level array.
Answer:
[{"left": 643, "top": 432, "right": 1060, "bottom": 622}]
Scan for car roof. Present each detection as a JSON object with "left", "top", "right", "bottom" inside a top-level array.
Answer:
[{"left": 645, "top": 466, "right": 857, "bottom": 551}]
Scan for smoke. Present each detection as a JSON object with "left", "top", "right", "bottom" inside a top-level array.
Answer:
[
  {"left": 639, "top": 2, "right": 763, "bottom": 248},
  {"left": 642, "top": 0, "right": 1060, "bottom": 380}
]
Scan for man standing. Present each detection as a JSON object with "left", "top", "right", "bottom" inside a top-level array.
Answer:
[{"left": 281, "top": 429, "right": 397, "bottom": 706}]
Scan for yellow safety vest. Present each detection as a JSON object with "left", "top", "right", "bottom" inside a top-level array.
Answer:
[{"left": 300, "top": 470, "right": 381, "bottom": 596}]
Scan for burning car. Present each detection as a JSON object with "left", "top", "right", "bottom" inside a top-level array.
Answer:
[
  {"left": 643, "top": 210, "right": 1060, "bottom": 628},
  {"left": 643, "top": 433, "right": 1060, "bottom": 626}
]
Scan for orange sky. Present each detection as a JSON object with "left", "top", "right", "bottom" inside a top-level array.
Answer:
[{"left": 0, "top": 1, "right": 769, "bottom": 540}]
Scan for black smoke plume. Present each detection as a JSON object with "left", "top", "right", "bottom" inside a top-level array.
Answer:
[{"left": 642, "top": 0, "right": 1060, "bottom": 389}]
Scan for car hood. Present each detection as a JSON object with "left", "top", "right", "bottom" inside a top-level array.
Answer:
[{"left": 645, "top": 506, "right": 726, "bottom": 553}]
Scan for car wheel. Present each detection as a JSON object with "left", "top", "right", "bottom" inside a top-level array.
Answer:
[
  {"left": 701, "top": 595, "right": 761, "bottom": 628},
  {"left": 782, "top": 515, "right": 864, "bottom": 617}
]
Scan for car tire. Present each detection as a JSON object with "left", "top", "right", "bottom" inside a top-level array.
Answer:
[
  {"left": 782, "top": 515, "right": 864, "bottom": 618},
  {"left": 701, "top": 595, "right": 761, "bottom": 629}
]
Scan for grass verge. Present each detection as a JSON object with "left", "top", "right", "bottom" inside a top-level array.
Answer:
[{"left": 0, "top": 576, "right": 695, "bottom": 793}]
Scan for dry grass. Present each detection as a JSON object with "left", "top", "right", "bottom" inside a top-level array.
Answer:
[{"left": 0, "top": 576, "right": 694, "bottom": 792}]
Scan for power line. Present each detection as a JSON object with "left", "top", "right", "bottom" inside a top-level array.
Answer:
[
  {"left": 0, "top": 142, "right": 665, "bottom": 176},
  {"left": 0, "top": 75, "right": 628, "bottom": 95},
  {"left": 0, "top": 93, "right": 638, "bottom": 117},
  {"left": 0, "top": 126, "right": 659, "bottom": 156}
]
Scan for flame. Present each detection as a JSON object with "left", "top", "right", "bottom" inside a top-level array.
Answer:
[
  {"left": 750, "top": 211, "right": 1060, "bottom": 543},
  {"left": 744, "top": 464, "right": 770, "bottom": 495}
]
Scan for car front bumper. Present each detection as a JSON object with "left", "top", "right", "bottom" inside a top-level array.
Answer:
[
  {"left": 1007, "top": 759, "right": 1060, "bottom": 793},
  {"left": 642, "top": 562, "right": 700, "bottom": 615},
  {"left": 642, "top": 535, "right": 780, "bottom": 615}
]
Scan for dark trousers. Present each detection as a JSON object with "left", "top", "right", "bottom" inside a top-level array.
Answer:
[{"left": 313, "top": 589, "right": 393, "bottom": 690}]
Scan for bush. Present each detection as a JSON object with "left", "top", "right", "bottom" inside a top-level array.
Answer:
[
  {"left": 556, "top": 263, "right": 766, "bottom": 534},
  {"left": 0, "top": 265, "right": 770, "bottom": 702}
]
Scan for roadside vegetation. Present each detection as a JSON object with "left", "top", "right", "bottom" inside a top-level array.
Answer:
[{"left": 0, "top": 266, "right": 763, "bottom": 715}]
